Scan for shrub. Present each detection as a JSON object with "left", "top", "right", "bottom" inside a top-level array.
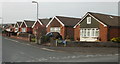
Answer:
[
  {"left": 31, "top": 38, "right": 36, "bottom": 42},
  {"left": 111, "top": 37, "right": 120, "bottom": 43},
  {"left": 42, "top": 35, "right": 50, "bottom": 43},
  {"left": 57, "top": 40, "right": 63, "bottom": 43}
]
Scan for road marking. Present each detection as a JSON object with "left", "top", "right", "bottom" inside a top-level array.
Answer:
[
  {"left": 26, "top": 44, "right": 30, "bottom": 46},
  {"left": 4, "top": 38, "right": 9, "bottom": 40},
  {"left": 4, "top": 37, "right": 19, "bottom": 43},
  {"left": 41, "top": 48, "right": 55, "bottom": 52},
  {"left": 115, "top": 54, "right": 119, "bottom": 56},
  {"left": 10, "top": 39, "right": 19, "bottom": 43}
]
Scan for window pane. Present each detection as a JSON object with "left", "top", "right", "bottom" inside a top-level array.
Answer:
[
  {"left": 88, "top": 29, "right": 90, "bottom": 37},
  {"left": 96, "top": 29, "right": 99, "bottom": 36},
  {"left": 84, "top": 29, "right": 86, "bottom": 37},
  {"left": 87, "top": 17, "right": 91, "bottom": 24},
  {"left": 80, "top": 29, "right": 82, "bottom": 37},
  {"left": 92, "top": 29, "right": 94, "bottom": 36}
]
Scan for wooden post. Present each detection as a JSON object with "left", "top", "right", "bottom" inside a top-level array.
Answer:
[{"left": 56, "top": 39, "right": 58, "bottom": 46}]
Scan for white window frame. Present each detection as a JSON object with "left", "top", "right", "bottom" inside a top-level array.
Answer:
[
  {"left": 22, "top": 28, "right": 26, "bottom": 32},
  {"left": 80, "top": 28, "right": 99, "bottom": 37},
  {"left": 50, "top": 27, "right": 60, "bottom": 33},
  {"left": 87, "top": 17, "right": 91, "bottom": 24},
  {"left": 15, "top": 28, "right": 19, "bottom": 32}
]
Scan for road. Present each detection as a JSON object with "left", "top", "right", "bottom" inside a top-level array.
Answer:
[{"left": 2, "top": 36, "right": 119, "bottom": 62}]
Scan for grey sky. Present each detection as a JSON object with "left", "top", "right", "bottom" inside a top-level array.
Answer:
[{"left": 1, "top": 2, "right": 119, "bottom": 24}]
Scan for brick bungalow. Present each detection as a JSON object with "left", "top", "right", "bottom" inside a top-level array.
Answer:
[
  {"left": 74, "top": 12, "right": 120, "bottom": 42},
  {"left": 3, "top": 24, "right": 15, "bottom": 37},
  {"left": 46, "top": 16, "right": 80, "bottom": 39},
  {"left": 20, "top": 20, "right": 35, "bottom": 34},
  {"left": 14, "top": 22, "right": 22, "bottom": 33},
  {"left": 32, "top": 18, "right": 50, "bottom": 36},
  {"left": 2, "top": 24, "right": 9, "bottom": 31},
  {"left": 5, "top": 24, "right": 15, "bottom": 32}
]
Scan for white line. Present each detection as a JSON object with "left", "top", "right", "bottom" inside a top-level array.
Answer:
[
  {"left": 4, "top": 38, "right": 9, "bottom": 40},
  {"left": 41, "top": 48, "right": 55, "bottom": 52},
  {"left": 4, "top": 37, "right": 19, "bottom": 43},
  {"left": 10, "top": 39, "right": 19, "bottom": 43}
]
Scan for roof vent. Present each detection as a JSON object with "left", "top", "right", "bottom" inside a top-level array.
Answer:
[{"left": 109, "top": 16, "right": 114, "bottom": 19}]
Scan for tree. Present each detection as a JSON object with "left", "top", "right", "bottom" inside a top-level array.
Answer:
[{"left": 35, "top": 25, "right": 46, "bottom": 44}]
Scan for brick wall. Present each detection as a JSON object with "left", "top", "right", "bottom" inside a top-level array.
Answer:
[
  {"left": 26, "top": 27, "right": 33, "bottom": 33},
  {"left": 74, "top": 25, "right": 80, "bottom": 41},
  {"left": 20, "top": 22, "right": 26, "bottom": 32},
  {"left": 64, "top": 27, "right": 74, "bottom": 40},
  {"left": 109, "top": 27, "right": 120, "bottom": 40},
  {"left": 46, "top": 25, "right": 50, "bottom": 33},
  {"left": 32, "top": 21, "right": 42, "bottom": 35},
  {"left": 19, "top": 28, "right": 21, "bottom": 32},
  {"left": 99, "top": 24, "right": 108, "bottom": 42}
]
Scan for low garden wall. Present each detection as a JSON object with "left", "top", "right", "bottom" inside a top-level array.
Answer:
[
  {"left": 48, "top": 40, "right": 120, "bottom": 47},
  {"left": 11, "top": 33, "right": 35, "bottom": 42},
  {"left": 11, "top": 36, "right": 29, "bottom": 41}
]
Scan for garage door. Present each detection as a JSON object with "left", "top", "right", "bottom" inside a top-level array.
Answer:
[{"left": 50, "top": 27, "right": 60, "bottom": 33}]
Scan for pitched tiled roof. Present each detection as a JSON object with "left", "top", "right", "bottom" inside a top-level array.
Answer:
[
  {"left": 39, "top": 19, "right": 50, "bottom": 26},
  {"left": 24, "top": 20, "right": 35, "bottom": 27},
  {"left": 15, "top": 22, "right": 22, "bottom": 27},
  {"left": 17, "top": 22, "right": 22, "bottom": 26},
  {"left": 88, "top": 12, "right": 120, "bottom": 27},
  {"left": 5, "top": 24, "right": 15, "bottom": 29},
  {"left": 56, "top": 16, "right": 81, "bottom": 27}
]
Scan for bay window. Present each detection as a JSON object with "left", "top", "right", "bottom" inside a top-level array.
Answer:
[
  {"left": 80, "top": 28, "right": 99, "bottom": 37},
  {"left": 22, "top": 28, "right": 26, "bottom": 32},
  {"left": 50, "top": 27, "right": 60, "bottom": 33}
]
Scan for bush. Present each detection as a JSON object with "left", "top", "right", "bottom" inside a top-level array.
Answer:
[
  {"left": 31, "top": 38, "right": 36, "bottom": 42},
  {"left": 111, "top": 37, "right": 120, "bottom": 43},
  {"left": 57, "top": 40, "right": 63, "bottom": 43},
  {"left": 42, "top": 35, "right": 50, "bottom": 43}
]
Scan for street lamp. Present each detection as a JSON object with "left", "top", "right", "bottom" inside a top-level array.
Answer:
[
  {"left": 32, "top": 1, "right": 39, "bottom": 44},
  {"left": 32, "top": 1, "right": 39, "bottom": 20}
]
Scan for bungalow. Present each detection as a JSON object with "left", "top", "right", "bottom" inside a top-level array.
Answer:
[
  {"left": 74, "top": 12, "right": 120, "bottom": 42},
  {"left": 46, "top": 16, "right": 80, "bottom": 39},
  {"left": 1, "top": 24, "right": 8, "bottom": 31},
  {"left": 20, "top": 20, "right": 35, "bottom": 34},
  {"left": 5, "top": 24, "right": 15, "bottom": 32},
  {"left": 32, "top": 18, "right": 50, "bottom": 36},
  {"left": 14, "top": 22, "right": 22, "bottom": 33}
]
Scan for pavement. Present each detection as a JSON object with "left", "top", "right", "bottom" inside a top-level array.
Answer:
[{"left": 1, "top": 35, "right": 119, "bottom": 62}]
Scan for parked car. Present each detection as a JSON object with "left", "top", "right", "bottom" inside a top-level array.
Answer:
[{"left": 45, "top": 32, "right": 63, "bottom": 40}]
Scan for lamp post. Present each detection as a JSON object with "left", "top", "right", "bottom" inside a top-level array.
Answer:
[
  {"left": 32, "top": 1, "right": 39, "bottom": 44},
  {"left": 32, "top": 1, "right": 39, "bottom": 20}
]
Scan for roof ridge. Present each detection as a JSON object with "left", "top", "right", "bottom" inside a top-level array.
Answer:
[
  {"left": 88, "top": 12, "right": 119, "bottom": 17},
  {"left": 56, "top": 16, "right": 80, "bottom": 19}
]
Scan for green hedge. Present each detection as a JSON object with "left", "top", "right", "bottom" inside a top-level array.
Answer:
[{"left": 111, "top": 37, "right": 120, "bottom": 43}]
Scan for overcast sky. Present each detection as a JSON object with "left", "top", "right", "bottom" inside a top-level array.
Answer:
[{"left": 0, "top": 0, "right": 119, "bottom": 24}]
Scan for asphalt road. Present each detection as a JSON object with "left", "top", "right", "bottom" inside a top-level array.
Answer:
[{"left": 2, "top": 36, "right": 119, "bottom": 62}]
